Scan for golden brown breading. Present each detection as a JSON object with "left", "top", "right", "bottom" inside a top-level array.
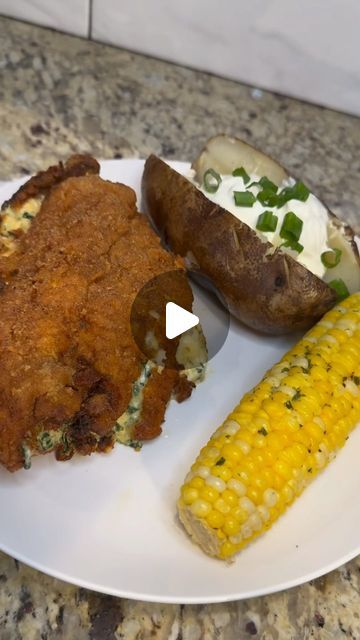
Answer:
[
  {"left": 0, "top": 171, "right": 194, "bottom": 472},
  {"left": 0, "top": 154, "right": 100, "bottom": 268},
  {"left": 1, "top": 154, "right": 100, "bottom": 212}
]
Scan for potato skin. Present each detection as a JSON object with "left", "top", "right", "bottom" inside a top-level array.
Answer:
[{"left": 142, "top": 154, "right": 336, "bottom": 335}]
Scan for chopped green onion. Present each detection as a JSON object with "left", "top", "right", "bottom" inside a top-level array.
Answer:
[
  {"left": 203, "top": 168, "right": 222, "bottom": 193},
  {"left": 321, "top": 248, "right": 342, "bottom": 268},
  {"left": 257, "top": 190, "right": 279, "bottom": 207},
  {"left": 293, "top": 181, "right": 310, "bottom": 201},
  {"left": 256, "top": 211, "right": 278, "bottom": 232},
  {"left": 21, "top": 444, "right": 32, "bottom": 470},
  {"left": 281, "top": 240, "right": 304, "bottom": 254},
  {"left": 277, "top": 181, "right": 310, "bottom": 208},
  {"left": 328, "top": 278, "right": 349, "bottom": 302},
  {"left": 259, "top": 176, "right": 278, "bottom": 192},
  {"left": 280, "top": 211, "right": 303, "bottom": 243},
  {"left": 128, "top": 440, "right": 142, "bottom": 450},
  {"left": 234, "top": 191, "right": 256, "bottom": 207},
  {"left": 232, "top": 167, "right": 250, "bottom": 184},
  {"left": 293, "top": 389, "right": 304, "bottom": 401},
  {"left": 39, "top": 431, "right": 54, "bottom": 451},
  {"left": 248, "top": 176, "right": 278, "bottom": 192},
  {"left": 61, "top": 431, "right": 71, "bottom": 455}
]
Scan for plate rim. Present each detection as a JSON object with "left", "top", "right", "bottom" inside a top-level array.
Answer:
[{"left": 1, "top": 537, "right": 358, "bottom": 604}]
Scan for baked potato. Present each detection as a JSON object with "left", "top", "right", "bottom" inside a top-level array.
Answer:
[{"left": 142, "top": 135, "right": 360, "bottom": 335}]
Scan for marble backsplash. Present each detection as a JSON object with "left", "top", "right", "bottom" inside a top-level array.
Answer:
[{"left": 0, "top": 0, "right": 360, "bottom": 115}]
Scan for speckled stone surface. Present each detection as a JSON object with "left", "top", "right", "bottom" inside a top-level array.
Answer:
[{"left": 0, "top": 15, "right": 360, "bottom": 640}]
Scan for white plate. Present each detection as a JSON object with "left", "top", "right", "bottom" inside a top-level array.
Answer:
[{"left": 0, "top": 159, "right": 359, "bottom": 604}]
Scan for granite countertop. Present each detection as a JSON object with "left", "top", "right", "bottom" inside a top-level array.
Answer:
[{"left": 0, "top": 15, "right": 360, "bottom": 640}]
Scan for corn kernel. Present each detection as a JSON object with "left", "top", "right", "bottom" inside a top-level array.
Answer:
[
  {"left": 274, "top": 460, "right": 293, "bottom": 481},
  {"left": 232, "top": 507, "right": 249, "bottom": 524},
  {"left": 248, "top": 512, "right": 262, "bottom": 531},
  {"left": 189, "top": 477, "right": 205, "bottom": 490},
  {"left": 190, "top": 499, "right": 211, "bottom": 518},
  {"left": 261, "top": 449, "right": 277, "bottom": 466},
  {"left": 239, "top": 400, "right": 257, "bottom": 414},
  {"left": 211, "top": 465, "right": 232, "bottom": 482},
  {"left": 252, "top": 451, "right": 265, "bottom": 466},
  {"left": 205, "top": 447, "right": 221, "bottom": 459},
  {"left": 247, "top": 486, "right": 262, "bottom": 505},
  {"left": 229, "top": 533, "right": 243, "bottom": 545},
  {"left": 211, "top": 436, "right": 229, "bottom": 450},
  {"left": 304, "top": 421, "right": 324, "bottom": 443},
  {"left": 281, "top": 484, "right": 294, "bottom": 504},
  {"left": 263, "top": 399, "right": 285, "bottom": 419},
  {"left": 220, "top": 541, "right": 237, "bottom": 558},
  {"left": 194, "top": 465, "right": 210, "bottom": 479},
  {"left": 206, "top": 509, "right": 225, "bottom": 529},
  {"left": 253, "top": 416, "right": 270, "bottom": 432},
  {"left": 267, "top": 432, "right": 289, "bottom": 452},
  {"left": 223, "top": 516, "right": 241, "bottom": 536},
  {"left": 279, "top": 443, "right": 306, "bottom": 466},
  {"left": 235, "top": 469, "right": 250, "bottom": 485},
  {"left": 241, "top": 524, "right": 253, "bottom": 539},
  {"left": 214, "top": 498, "right": 231, "bottom": 514},
  {"left": 263, "top": 488, "right": 278, "bottom": 507},
  {"left": 200, "top": 485, "right": 219, "bottom": 503},
  {"left": 181, "top": 487, "right": 199, "bottom": 505},
  {"left": 199, "top": 456, "right": 216, "bottom": 468},
  {"left": 272, "top": 473, "right": 284, "bottom": 491},
  {"left": 296, "top": 429, "right": 312, "bottom": 447},
  {"left": 262, "top": 467, "right": 276, "bottom": 486},
  {"left": 222, "top": 489, "right": 238, "bottom": 507},
  {"left": 223, "top": 420, "right": 240, "bottom": 436},
  {"left": 236, "top": 430, "right": 254, "bottom": 445},
  {"left": 242, "top": 458, "right": 257, "bottom": 475},
  {"left": 315, "top": 451, "right": 326, "bottom": 469},
  {"left": 257, "top": 505, "right": 270, "bottom": 522},
  {"left": 239, "top": 496, "right": 255, "bottom": 513},
  {"left": 222, "top": 443, "right": 242, "bottom": 464},
  {"left": 227, "top": 478, "right": 246, "bottom": 497},
  {"left": 252, "top": 474, "right": 268, "bottom": 492},
  {"left": 234, "top": 439, "right": 251, "bottom": 455},
  {"left": 253, "top": 434, "right": 267, "bottom": 448},
  {"left": 205, "top": 475, "right": 226, "bottom": 493}
]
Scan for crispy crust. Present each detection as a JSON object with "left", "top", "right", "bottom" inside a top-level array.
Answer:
[
  {"left": 142, "top": 155, "right": 337, "bottom": 335},
  {"left": 1, "top": 154, "right": 100, "bottom": 211},
  {"left": 0, "top": 169, "right": 194, "bottom": 471}
]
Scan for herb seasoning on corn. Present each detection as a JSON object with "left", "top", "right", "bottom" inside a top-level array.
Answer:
[{"left": 178, "top": 293, "right": 360, "bottom": 560}]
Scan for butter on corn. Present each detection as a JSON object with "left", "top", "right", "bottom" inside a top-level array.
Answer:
[{"left": 178, "top": 293, "right": 360, "bottom": 560}]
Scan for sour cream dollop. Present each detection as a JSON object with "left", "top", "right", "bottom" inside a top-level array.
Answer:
[{"left": 197, "top": 172, "right": 330, "bottom": 279}]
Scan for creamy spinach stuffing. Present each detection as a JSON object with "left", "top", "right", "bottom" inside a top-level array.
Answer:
[{"left": 21, "top": 338, "right": 207, "bottom": 469}]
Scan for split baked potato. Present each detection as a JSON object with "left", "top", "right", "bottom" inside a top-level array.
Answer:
[{"left": 142, "top": 135, "right": 360, "bottom": 335}]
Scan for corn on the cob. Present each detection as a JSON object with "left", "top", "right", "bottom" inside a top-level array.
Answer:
[{"left": 178, "top": 293, "right": 360, "bottom": 560}]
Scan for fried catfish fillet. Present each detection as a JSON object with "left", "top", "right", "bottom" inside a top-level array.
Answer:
[
  {"left": 0, "top": 160, "right": 204, "bottom": 472},
  {"left": 0, "top": 154, "right": 100, "bottom": 259}
]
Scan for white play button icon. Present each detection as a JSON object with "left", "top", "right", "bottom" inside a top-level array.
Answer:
[
  {"left": 165, "top": 302, "right": 199, "bottom": 340},
  {"left": 130, "top": 269, "right": 230, "bottom": 368}
]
